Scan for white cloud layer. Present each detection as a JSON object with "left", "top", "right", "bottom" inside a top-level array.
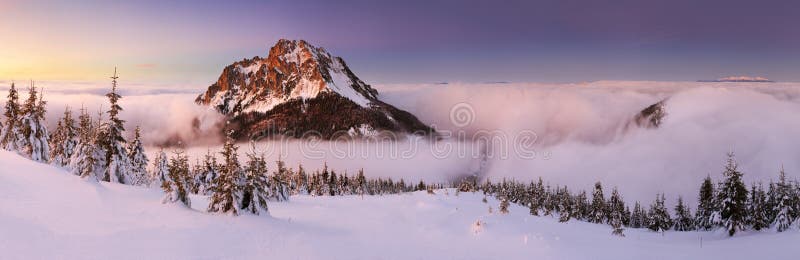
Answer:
[{"left": 3, "top": 80, "right": 799, "bottom": 205}]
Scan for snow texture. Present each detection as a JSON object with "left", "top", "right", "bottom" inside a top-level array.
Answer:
[{"left": 0, "top": 150, "right": 797, "bottom": 259}]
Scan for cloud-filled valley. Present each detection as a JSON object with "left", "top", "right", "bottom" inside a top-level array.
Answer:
[{"left": 6, "top": 79, "right": 800, "bottom": 204}]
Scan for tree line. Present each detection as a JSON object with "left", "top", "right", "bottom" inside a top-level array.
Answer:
[{"left": 472, "top": 153, "right": 798, "bottom": 236}]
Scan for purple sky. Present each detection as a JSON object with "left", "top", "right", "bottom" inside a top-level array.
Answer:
[{"left": 2, "top": 0, "right": 799, "bottom": 85}]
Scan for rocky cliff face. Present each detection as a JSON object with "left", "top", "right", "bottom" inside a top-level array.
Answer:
[
  {"left": 196, "top": 39, "right": 434, "bottom": 140},
  {"left": 631, "top": 100, "right": 667, "bottom": 129}
]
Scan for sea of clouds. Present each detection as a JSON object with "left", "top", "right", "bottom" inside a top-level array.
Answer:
[{"left": 2, "top": 79, "right": 799, "bottom": 204}]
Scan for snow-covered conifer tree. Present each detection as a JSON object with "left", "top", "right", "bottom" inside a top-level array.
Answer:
[
  {"left": 608, "top": 187, "right": 626, "bottom": 234},
  {"left": 1, "top": 83, "right": 23, "bottom": 151},
  {"left": 241, "top": 152, "right": 270, "bottom": 215},
  {"left": 499, "top": 196, "right": 510, "bottom": 214},
  {"left": 558, "top": 186, "right": 573, "bottom": 222},
  {"left": 96, "top": 69, "right": 131, "bottom": 183},
  {"left": 20, "top": 85, "right": 50, "bottom": 162},
  {"left": 748, "top": 183, "right": 769, "bottom": 231},
  {"left": 127, "top": 126, "right": 149, "bottom": 186},
  {"left": 718, "top": 152, "right": 748, "bottom": 236},
  {"left": 70, "top": 107, "right": 103, "bottom": 180},
  {"left": 208, "top": 131, "right": 244, "bottom": 215},
  {"left": 194, "top": 150, "right": 219, "bottom": 195},
  {"left": 695, "top": 175, "right": 720, "bottom": 230},
  {"left": 589, "top": 182, "right": 607, "bottom": 223},
  {"left": 162, "top": 149, "right": 191, "bottom": 207},
  {"left": 673, "top": 196, "right": 695, "bottom": 231},
  {"left": 630, "top": 201, "right": 646, "bottom": 228},
  {"left": 647, "top": 193, "right": 672, "bottom": 232},
  {"left": 270, "top": 159, "right": 290, "bottom": 201},
  {"left": 150, "top": 149, "right": 169, "bottom": 188},
  {"left": 772, "top": 167, "right": 794, "bottom": 232},
  {"left": 50, "top": 107, "right": 78, "bottom": 167}
]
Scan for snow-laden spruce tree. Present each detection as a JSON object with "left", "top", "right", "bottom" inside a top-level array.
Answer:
[
  {"left": 70, "top": 107, "right": 104, "bottom": 180},
  {"left": 1, "top": 82, "right": 24, "bottom": 152},
  {"left": 748, "top": 183, "right": 769, "bottom": 231},
  {"left": 50, "top": 107, "right": 78, "bottom": 167},
  {"left": 630, "top": 201, "right": 646, "bottom": 228},
  {"left": 647, "top": 193, "right": 672, "bottom": 232},
  {"left": 194, "top": 150, "right": 219, "bottom": 195},
  {"left": 718, "top": 152, "right": 748, "bottom": 236},
  {"left": 694, "top": 175, "right": 720, "bottom": 230},
  {"left": 208, "top": 131, "right": 244, "bottom": 215},
  {"left": 295, "top": 164, "right": 309, "bottom": 195},
  {"left": 241, "top": 152, "right": 270, "bottom": 215},
  {"left": 558, "top": 186, "right": 573, "bottom": 222},
  {"left": 608, "top": 187, "right": 626, "bottom": 235},
  {"left": 589, "top": 182, "right": 607, "bottom": 223},
  {"left": 149, "top": 149, "right": 169, "bottom": 188},
  {"left": 20, "top": 85, "right": 50, "bottom": 162},
  {"left": 96, "top": 69, "right": 131, "bottom": 184},
  {"left": 352, "top": 169, "right": 365, "bottom": 196},
  {"left": 270, "top": 159, "right": 291, "bottom": 201},
  {"left": 772, "top": 167, "right": 795, "bottom": 232},
  {"left": 573, "top": 190, "right": 589, "bottom": 221},
  {"left": 499, "top": 196, "right": 510, "bottom": 214},
  {"left": 127, "top": 126, "right": 149, "bottom": 186},
  {"left": 162, "top": 149, "right": 191, "bottom": 207},
  {"left": 673, "top": 196, "right": 695, "bottom": 231}
]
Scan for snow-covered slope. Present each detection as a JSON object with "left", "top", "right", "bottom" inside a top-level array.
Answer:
[
  {"left": 196, "top": 39, "right": 434, "bottom": 140},
  {"left": 0, "top": 150, "right": 796, "bottom": 259}
]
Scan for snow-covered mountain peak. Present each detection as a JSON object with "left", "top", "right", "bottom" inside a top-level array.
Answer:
[
  {"left": 196, "top": 39, "right": 434, "bottom": 140},
  {"left": 196, "top": 39, "right": 378, "bottom": 115}
]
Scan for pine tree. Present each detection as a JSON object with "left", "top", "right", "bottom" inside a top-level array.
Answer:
[
  {"left": 270, "top": 159, "right": 290, "bottom": 201},
  {"left": 647, "top": 193, "right": 672, "bottom": 232},
  {"left": 499, "top": 196, "right": 510, "bottom": 214},
  {"left": 718, "top": 152, "right": 748, "bottom": 236},
  {"left": 127, "top": 126, "right": 149, "bottom": 186},
  {"left": 1, "top": 82, "right": 23, "bottom": 151},
  {"left": 630, "top": 201, "right": 646, "bottom": 228},
  {"left": 207, "top": 131, "right": 244, "bottom": 215},
  {"left": 695, "top": 175, "right": 720, "bottom": 230},
  {"left": 673, "top": 196, "right": 695, "bottom": 231},
  {"left": 150, "top": 149, "right": 169, "bottom": 188},
  {"left": 608, "top": 187, "right": 626, "bottom": 234},
  {"left": 18, "top": 84, "right": 50, "bottom": 162},
  {"left": 748, "top": 183, "right": 769, "bottom": 231},
  {"left": 96, "top": 68, "right": 131, "bottom": 184},
  {"left": 241, "top": 152, "right": 270, "bottom": 215},
  {"left": 162, "top": 149, "right": 191, "bottom": 207},
  {"left": 589, "top": 182, "right": 607, "bottom": 223},
  {"left": 50, "top": 107, "right": 78, "bottom": 167},
  {"left": 772, "top": 167, "right": 794, "bottom": 232},
  {"left": 70, "top": 107, "right": 103, "bottom": 180},
  {"left": 558, "top": 186, "right": 573, "bottom": 222},
  {"left": 573, "top": 190, "right": 589, "bottom": 221},
  {"left": 355, "top": 169, "right": 366, "bottom": 196},
  {"left": 195, "top": 150, "right": 220, "bottom": 195}
]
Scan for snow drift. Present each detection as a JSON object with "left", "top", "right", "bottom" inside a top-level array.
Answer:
[{"left": 0, "top": 150, "right": 797, "bottom": 259}]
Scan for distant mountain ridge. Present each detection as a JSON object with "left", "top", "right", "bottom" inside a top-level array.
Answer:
[
  {"left": 196, "top": 39, "right": 435, "bottom": 140},
  {"left": 698, "top": 76, "right": 774, "bottom": 83}
]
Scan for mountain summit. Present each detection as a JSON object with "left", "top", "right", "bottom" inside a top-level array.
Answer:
[{"left": 196, "top": 39, "right": 434, "bottom": 139}]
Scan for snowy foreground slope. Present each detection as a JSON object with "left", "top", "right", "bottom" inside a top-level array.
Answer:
[{"left": 0, "top": 151, "right": 797, "bottom": 260}]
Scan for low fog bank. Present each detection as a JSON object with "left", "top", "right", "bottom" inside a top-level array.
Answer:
[
  {"left": 4, "top": 79, "right": 800, "bottom": 204},
  {"left": 0, "top": 80, "right": 222, "bottom": 146},
  {"left": 375, "top": 81, "right": 800, "bottom": 203}
]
